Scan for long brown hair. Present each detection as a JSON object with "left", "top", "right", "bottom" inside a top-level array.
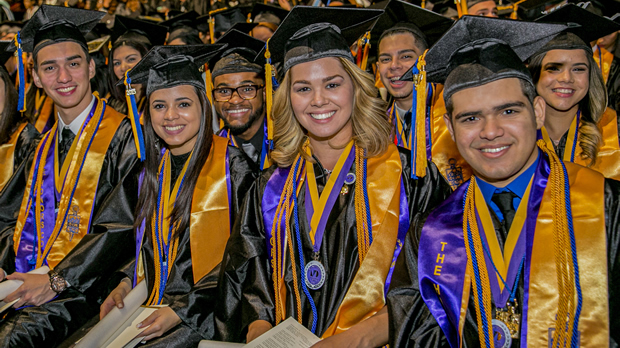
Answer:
[
  {"left": 270, "top": 57, "right": 391, "bottom": 167},
  {"left": 529, "top": 49, "right": 606, "bottom": 167},
  {"left": 134, "top": 86, "right": 213, "bottom": 236}
]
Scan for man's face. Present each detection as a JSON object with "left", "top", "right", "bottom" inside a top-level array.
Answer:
[
  {"left": 213, "top": 71, "right": 265, "bottom": 135},
  {"left": 377, "top": 33, "right": 423, "bottom": 105},
  {"left": 468, "top": 0, "right": 498, "bottom": 17},
  {"left": 445, "top": 78, "right": 545, "bottom": 187},
  {"left": 33, "top": 41, "right": 95, "bottom": 114}
]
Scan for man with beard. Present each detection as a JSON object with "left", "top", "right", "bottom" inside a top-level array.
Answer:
[{"left": 211, "top": 29, "right": 270, "bottom": 170}]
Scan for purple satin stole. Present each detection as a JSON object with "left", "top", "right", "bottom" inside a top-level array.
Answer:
[{"left": 418, "top": 151, "right": 549, "bottom": 347}]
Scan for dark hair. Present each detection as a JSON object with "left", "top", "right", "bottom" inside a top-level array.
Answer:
[
  {"left": 33, "top": 43, "right": 92, "bottom": 70},
  {"left": 167, "top": 28, "right": 203, "bottom": 45},
  {"left": 0, "top": 67, "right": 22, "bottom": 144},
  {"left": 107, "top": 37, "right": 151, "bottom": 111},
  {"left": 91, "top": 51, "right": 110, "bottom": 98},
  {"left": 378, "top": 28, "right": 428, "bottom": 55},
  {"left": 134, "top": 86, "right": 214, "bottom": 237},
  {"left": 444, "top": 78, "right": 537, "bottom": 116}
]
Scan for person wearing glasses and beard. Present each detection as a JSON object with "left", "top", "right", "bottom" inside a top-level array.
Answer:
[{"left": 211, "top": 30, "right": 270, "bottom": 171}]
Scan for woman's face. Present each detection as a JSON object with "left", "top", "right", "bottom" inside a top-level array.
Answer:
[
  {"left": 536, "top": 49, "right": 590, "bottom": 114},
  {"left": 289, "top": 57, "right": 354, "bottom": 145},
  {"left": 149, "top": 85, "right": 203, "bottom": 156},
  {"left": 113, "top": 45, "right": 142, "bottom": 81}
]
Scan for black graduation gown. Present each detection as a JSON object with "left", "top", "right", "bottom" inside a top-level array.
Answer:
[
  {"left": 387, "top": 178, "right": 620, "bottom": 348},
  {"left": 215, "top": 148, "right": 452, "bottom": 342},
  {"left": 0, "top": 109, "right": 141, "bottom": 347},
  {"left": 133, "top": 146, "right": 257, "bottom": 347}
]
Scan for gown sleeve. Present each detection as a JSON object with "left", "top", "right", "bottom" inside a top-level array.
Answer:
[
  {"left": 604, "top": 178, "right": 620, "bottom": 346},
  {"left": 214, "top": 167, "right": 277, "bottom": 342}
]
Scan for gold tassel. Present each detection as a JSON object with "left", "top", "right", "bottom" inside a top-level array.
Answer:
[
  {"left": 413, "top": 50, "right": 428, "bottom": 178},
  {"left": 360, "top": 32, "right": 371, "bottom": 71},
  {"left": 264, "top": 40, "right": 274, "bottom": 146},
  {"left": 204, "top": 63, "right": 214, "bottom": 105}
]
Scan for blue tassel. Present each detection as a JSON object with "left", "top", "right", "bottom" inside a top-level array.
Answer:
[
  {"left": 410, "top": 60, "right": 420, "bottom": 179},
  {"left": 124, "top": 75, "right": 146, "bottom": 161},
  {"left": 16, "top": 32, "right": 25, "bottom": 112}
]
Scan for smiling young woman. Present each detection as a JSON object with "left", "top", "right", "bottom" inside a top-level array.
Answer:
[
  {"left": 531, "top": 6, "right": 620, "bottom": 180},
  {"left": 215, "top": 6, "right": 451, "bottom": 347},
  {"left": 98, "top": 45, "right": 256, "bottom": 346}
]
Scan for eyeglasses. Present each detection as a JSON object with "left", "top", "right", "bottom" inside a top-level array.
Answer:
[{"left": 212, "top": 84, "right": 264, "bottom": 102}]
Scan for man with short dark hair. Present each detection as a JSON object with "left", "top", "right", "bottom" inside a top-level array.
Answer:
[
  {"left": 373, "top": 0, "right": 469, "bottom": 188},
  {"left": 211, "top": 29, "right": 270, "bottom": 171},
  {"left": 387, "top": 16, "right": 620, "bottom": 347},
  {"left": 0, "top": 5, "right": 140, "bottom": 346}
]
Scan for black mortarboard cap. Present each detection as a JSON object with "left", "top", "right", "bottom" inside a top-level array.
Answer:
[
  {"left": 212, "top": 7, "right": 250, "bottom": 33},
  {"left": 535, "top": 3, "right": 620, "bottom": 44},
  {"left": 122, "top": 44, "right": 226, "bottom": 96},
  {"left": 369, "top": 0, "right": 453, "bottom": 48},
  {"left": 85, "top": 22, "right": 112, "bottom": 42},
  {"left": 160, "top": 10, "right": 199, "bottom": 31},
  {"left": 111, "top": 15, "right": 168, "bottom": 46},
  {"left": 260, "top": 6, "right": 383, "bottom": 72},
  {"left": 13, "top": 5, "right": 104, "bottom": 54},
  {"left": 400, "top": 16, "right": 568, "bottom": 101},
  {"left": 228, "top": 22, "right": 259, "bottom": 35},
  {"left": 251, "top": 3, "right": 288, "bottom": 25},
  {"left": 569, "top": 0, "right": 620, "bottom": 16},
  {"left": 211, "top": 29, "right": 265, "bottom": 78}
]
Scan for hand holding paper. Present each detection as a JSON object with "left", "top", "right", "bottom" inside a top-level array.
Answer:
[{"left": 136, "top": 306, "right": 182, "bottom": 342}]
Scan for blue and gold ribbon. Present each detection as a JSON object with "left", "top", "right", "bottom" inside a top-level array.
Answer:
[{"left": 123, "top": 71, "right": 145, "bottom": 161}]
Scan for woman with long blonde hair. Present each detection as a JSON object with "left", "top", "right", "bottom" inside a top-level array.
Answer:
[
  {"left": 215, "top": 6, "right": 451, "bottom": 347},
  {"left": 532, "top": 5, "right": 620, "bottom": 179}
]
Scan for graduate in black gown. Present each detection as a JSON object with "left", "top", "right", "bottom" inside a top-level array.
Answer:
[
  {"left": 215, "top": 6, "right": 451, "bottom": 347},
  {"left": 98, "top": 45, "right": 257, "bottom": 346},
  {"left": 387, "top": 16, "right": 620, "bottom": 348},
  {"left": 0, "top": 6, "right": 141, "bottom": 347}
]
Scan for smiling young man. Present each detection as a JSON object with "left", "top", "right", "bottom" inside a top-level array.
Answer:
[
  {"left": 0, "top": 6, "right": 140, "bottom": 346},
  {"left": 387, "top": 16, "right": 620, "bottom": 347},
  {"left": 210, "top": 29, "right": 270, "bottom": 171},
  {"left": 373, "top": 0, "right": 470, "bottom": 188}
]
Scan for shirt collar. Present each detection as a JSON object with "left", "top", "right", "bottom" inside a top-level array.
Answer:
[
  {"left": 57, "top": 95, "right": 96, "bottom": 141},
  {"left": 477, "top": 152, "right": 540, "bottom": 207}
]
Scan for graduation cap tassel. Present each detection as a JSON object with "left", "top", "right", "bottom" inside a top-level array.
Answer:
[
  {"left": 411, "top": 51, "right": 428, "bottom": 179},
  {"left": 204, "top": 63, "right": 214, "bottom": 105},
  {"left": 124, "top": 72, "right": 146, "bottom": 161},
  {"left": 355, "top": 37, "right": 363, "bottom": 67},
  {"left": 15, "top": 32, "right": 26, "bottom": 113},
  {"left": 360, "top": 32, "right": 371, "bottom": 71},
  {"left": 264, "top": 41, "right": 275, "bottom": 150},
  {"left": 208, "top": 16, "right": 216, "bottom": 44}
]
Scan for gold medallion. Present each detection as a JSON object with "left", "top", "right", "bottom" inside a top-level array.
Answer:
[{"left": 495, "top": 299, "right": 521, "bottom": 339}]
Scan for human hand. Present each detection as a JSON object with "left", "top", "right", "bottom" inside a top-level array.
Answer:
[
  {"left": 247, "top": 319, "right": 273, "bottom": 342},
  {"left": 100, "top": 278, "right": 132, "bottom": 320},
  {"left": 136, "top": 306, "right": 182, "bottom": 342},
  {"left": 5, "top": 272, "right": 57, "bottom": 307}
]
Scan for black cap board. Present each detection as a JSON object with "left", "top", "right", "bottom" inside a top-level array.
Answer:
[
  {"left": 535, "top": 2, "right": 620, "bottom": 44},
  {"left": 160, "top": 10, "right": 199, "bottom": 31},
  {"left": 11, "top": 5, "right": 104, "bottom": 54},
  {"left": 400, "top": 16, "right": 569, "bottom": 101},
  {"left": 111, "top": 15, "right": 168, "bottom": 46},
  {"left": 251, "top": 3, "right": 288, "bottom": 25},
  {"left": 369, "top": 0, "right": 453, "bottom": 49},
  {"left": 259, "top": 6, "right": 383, "bottom": 72},
  {"left": 211, "top": 29, "right": 265, "bottom": 78},
  {"left": 122, "top": 44, "right": 226, "bottom": 96}
]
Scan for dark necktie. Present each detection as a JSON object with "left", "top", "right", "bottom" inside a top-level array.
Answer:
[
  {"left": 58, "top": 128, "right": 75, "bottom": 168},
  {"left": 402, "top": 110, "right": 412, "bottom": 143},
  {"left": 491, "top": 190, "right": 518, "bottom": 233}
]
